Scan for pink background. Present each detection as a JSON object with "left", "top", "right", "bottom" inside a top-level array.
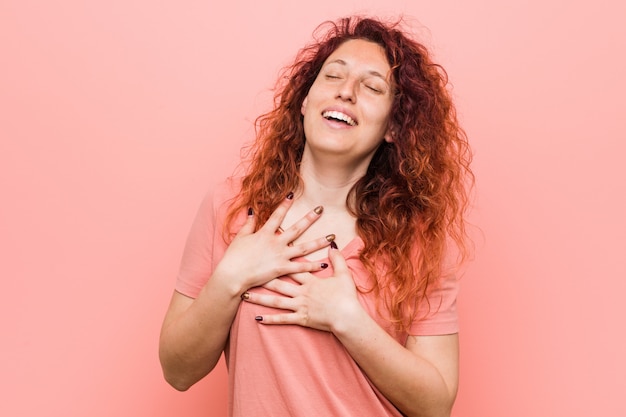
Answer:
[{"left": 2, "top": 1, "right": 625, "bottom": 416}]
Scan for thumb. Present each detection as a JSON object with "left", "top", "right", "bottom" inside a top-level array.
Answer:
[
  {"left": 328, "top": 241, "right": 348, "bottom": 273},
  {"left": 236, "top": 207, "right": 257, "bottom": 236}
]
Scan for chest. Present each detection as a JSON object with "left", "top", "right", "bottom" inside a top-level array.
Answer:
[{"left": 281, "top": 204, "right": 357, "bottom": 260}]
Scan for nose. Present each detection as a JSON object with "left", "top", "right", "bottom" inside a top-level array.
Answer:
[{"left": 336, "top": 78, "right": 357, "bottom": 103}]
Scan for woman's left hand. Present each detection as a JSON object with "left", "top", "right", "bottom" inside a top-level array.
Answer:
[{"left": 241, "top": 246, "right": 363, "bottom": 333}]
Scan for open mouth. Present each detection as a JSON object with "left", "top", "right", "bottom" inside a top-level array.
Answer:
[{"left": 322, "top": 110, "right": 357, "bottom": 126}]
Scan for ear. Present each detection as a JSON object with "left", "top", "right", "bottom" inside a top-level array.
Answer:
[
  {"left": 301, "top": 96, "right": 308, "bottom": 116},
  {"left": 383, "top": 127, "right": 395, "bottom": 143}
]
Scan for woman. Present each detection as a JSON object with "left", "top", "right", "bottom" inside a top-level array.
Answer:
[{"left": 159, "top": 16, "right": 472, "bottom": 417}]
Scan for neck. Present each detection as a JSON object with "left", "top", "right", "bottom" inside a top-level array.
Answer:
[{"left": 297, "top": 152, "right": 368, "bottom": 209}]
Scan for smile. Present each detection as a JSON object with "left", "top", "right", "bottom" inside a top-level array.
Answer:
[{"left": 322, "top": 110, "right": 357, "bottom": 126}]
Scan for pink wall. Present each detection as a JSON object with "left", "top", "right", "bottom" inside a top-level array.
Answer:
[{"left": 2, "top": 1, "right": 624, "bottom": 416}]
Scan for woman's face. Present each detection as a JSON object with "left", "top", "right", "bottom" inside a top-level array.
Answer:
[{"left": 301, "top": 39, "right": 394, "bottom": 170}]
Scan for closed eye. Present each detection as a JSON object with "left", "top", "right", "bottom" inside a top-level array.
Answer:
[
  {"left": 365, "top": 84, "right": 382, "bottom": 93},
  {"left": 361, "top": 74, "right": 387, "bottom": 94},
  {"left": 363, "top": 81, "right": 388, "bottom": 94}
]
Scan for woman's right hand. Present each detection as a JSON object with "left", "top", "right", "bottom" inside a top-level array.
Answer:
[{"left": 212, "top": 193, "right": 332, "bottom": 293}]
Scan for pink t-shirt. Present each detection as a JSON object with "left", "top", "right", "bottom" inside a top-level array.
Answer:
[{"left": 176, "top": 178, "right": 459, "bottom": 416}]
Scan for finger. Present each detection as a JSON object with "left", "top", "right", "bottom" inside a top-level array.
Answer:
[
  {"left": 281, "top": 205, "right": 324, "bottom": 243},
  {"left": 272, "top": 260, "right": 329, "bottom": 279},
  {"left": 262, "top": 278, "right": 300, "bottom": 297},
  {"left": 285, "top": 234, "right": 335, "bottom": 259},
  {"left": 243, "top": 291, "right": 295, "bottom": 311},
  {"left": 328, "top": 241, "right": 349, "bottom": 273},
  {"left": 236, "top": 207, "right": 256, "bottom": 236},
  {"left": 284, "top": 271, "right": 316, "bottom": 285},
  {"left": 260, "top": 192, "right": 295, "bottom": 233},
  {"left": 255, "top": 313, "right": 300, "bottom": 325}
]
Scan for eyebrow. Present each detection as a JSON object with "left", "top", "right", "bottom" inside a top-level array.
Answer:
[{"left": 325, "top": 59, "right": 389, "bottom": 82}]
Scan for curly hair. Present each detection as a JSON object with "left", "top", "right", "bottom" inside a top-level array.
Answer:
[{"left": 225, "top": 16, "right": 473, "bottom": 333}]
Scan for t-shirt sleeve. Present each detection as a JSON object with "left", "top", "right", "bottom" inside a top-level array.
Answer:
[
  {"left": 175, "top": 179, "right": 239, "bottom": 299},
  {"left": 408, "top": 270, "right": 460, "bottom": 336}
]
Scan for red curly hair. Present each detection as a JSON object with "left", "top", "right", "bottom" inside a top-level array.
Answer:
[{"left": 226, "top": 16, "right": 473, "bottom": 333}]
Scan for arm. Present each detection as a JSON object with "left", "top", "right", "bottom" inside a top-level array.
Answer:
[
  {"left": 244, "top": 246, "right": 458, "bottom": 416},
  {"left": 158, "top": 274, "right": 247, "bottom": 391},
  {"left": 159, "top": 195, "right": 332, "bottom": 391},
  {"left": 332, "top": 308, "right": 459, "bottom": 417}
]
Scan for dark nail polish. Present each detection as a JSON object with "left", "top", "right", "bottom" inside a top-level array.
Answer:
[
  {"left": 255, "top": 316, "right": 263, "bottom": 321},
  {"left": 247, "top": 207, "right": 253, "bottom": 216},
  {"left": 241, "top": 292, "right": 250, "bottom": 300},
  {"left": 330, "top": 240, "right": 338, "bottom": 250},
  {"left": 325, "top": 234, "right": 335, "bottom": 242},
  {"left": 286, "top": 192, "right": 294, "bottom": 200},
  {"left": 320, "top": 263, "right": 328, "bottom": 269},
  {"left": 314, "top": 205, "right": 323, "bottom": 215}
]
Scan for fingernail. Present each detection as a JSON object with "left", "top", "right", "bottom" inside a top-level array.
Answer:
[
  {"left": 255, "top": 316, "right": 263, "bottom": 321},
  {"left": 325, "top": 234, "right": 335, "bottom": 242},
  {"left": 286, "top": 192, "right": 294, "bottom": 200},
  {"left": 330, "top": 240, "right": 338, "bottom": 250},
  {"left": 247, "top": 207, "right": 253, "bottom": 216},
  {"left": 241, "top": 292, "right": 250, "bottom": 300},
  {"left": 314, "top": 205, "right": 323, "bottom": 215},
  {"left": 320, "top": 263, "right": 328, "bottom": 269}
]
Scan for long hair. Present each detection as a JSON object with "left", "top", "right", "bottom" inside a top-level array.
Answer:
[{"left": 225, "top": 16, "right": 473, "bottom": 332}]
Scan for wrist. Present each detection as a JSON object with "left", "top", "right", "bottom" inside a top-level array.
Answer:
[
  {"left": 209, "top": 266, "right": 249, "bottom": 300},
  {"left": 330, "top": 300, "right": 369, "bottom": 337}
]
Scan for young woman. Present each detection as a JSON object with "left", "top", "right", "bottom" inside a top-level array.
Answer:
[{"left": 159, "top": 16, "right": 473, "bottom": 417}]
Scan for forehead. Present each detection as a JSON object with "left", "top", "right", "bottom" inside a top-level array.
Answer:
[{"left": 324, "top": 39, "right": 391, "bottom": 74}]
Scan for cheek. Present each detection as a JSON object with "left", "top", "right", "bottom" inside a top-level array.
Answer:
[
  {"left": 366, "top": 102, "right": 392, "bottom": 126},
  {"left": 366, "top": 103, "right": 393, "bottom": 139}
]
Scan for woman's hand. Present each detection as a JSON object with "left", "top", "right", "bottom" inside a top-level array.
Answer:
[
  {"left": 212, "top": 194, "right": 333, "bottom": 293},
  {"left": 241, "top": 244, "right": 363, "bottom": 334}
]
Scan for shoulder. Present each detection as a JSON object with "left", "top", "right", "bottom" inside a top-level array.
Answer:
[
  {"left": 196, "top": 176, "right": 243, "bottom": 218},
  {"left": 209, "top": 176, "right": 243, "bottom": 206}
]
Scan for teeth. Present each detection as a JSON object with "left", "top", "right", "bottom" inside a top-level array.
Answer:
[{"left": 322, "top": 110, "right": 357, "bottom": 126}]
